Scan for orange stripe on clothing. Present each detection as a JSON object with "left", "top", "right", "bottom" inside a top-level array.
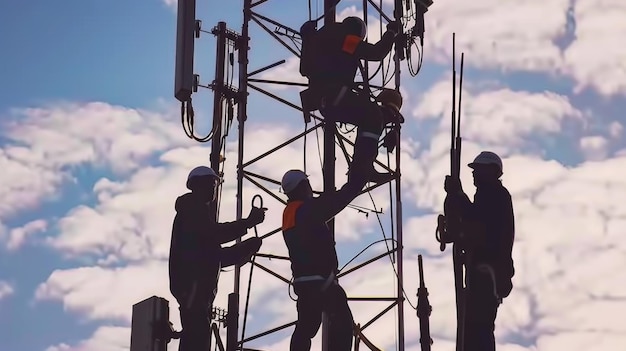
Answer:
[
  {"left": 282, "top": 201, "right": 304, "bottom": 231},
  {"left": 342, "top": 34, "right": 361, "bottom": 54}
]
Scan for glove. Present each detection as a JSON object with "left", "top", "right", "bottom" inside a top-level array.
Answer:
[
  {"left": 220, "top": 237, "right": 262, "bottom": 267},
  {"left": 386, "top": 21, "right": 401, "bottom": 35},
  {"left": 246, "top": 206, "right": 266, "bottom": 227},
  {"left": 444, "top": 175, "right": 463, "bottom": 194}
]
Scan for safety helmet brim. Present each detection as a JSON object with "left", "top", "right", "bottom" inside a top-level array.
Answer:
[
  {"left": 467, "top": 151, "right": 503, "bottom": 173},
  {"left": 186, "top": 166, "right": 220, "bottom": 190}
]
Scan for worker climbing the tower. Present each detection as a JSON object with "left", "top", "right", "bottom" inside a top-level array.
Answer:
[
  {"left": 299, "top": 15, "right": 404, "bottom": 182},
  {"left": 280, "top": 112, "right": 387, "bottom": 350},
  {"left": 444, "top": 151, "right": 515, "bottom": 351},
  {"left": 168, "top": 166, "right": 266, "bottom": 351}
]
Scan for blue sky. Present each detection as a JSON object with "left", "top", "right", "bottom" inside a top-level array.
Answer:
[{"left": 1, "top": 0, "right": 626, "bottom": 351}]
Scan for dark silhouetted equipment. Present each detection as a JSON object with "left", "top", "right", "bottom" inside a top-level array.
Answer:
[
  {"left": 416, "top": 255, "right": 432, "bottom": 351},
  {"left": 435, "top": 33, "right": 467, "bottom": 351},
  {"left": 174, "top": 0, "right": 197, "bottom": 103},
  {"left": 130, "top": 296, "right": 179, "bottom": 351}
]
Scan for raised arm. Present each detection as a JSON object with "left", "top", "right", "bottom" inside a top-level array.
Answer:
[
  {"left": 215, "top": 206, "right": 266, "bottom": 244},
  {"left": 299, "top": 173, "right": 367, "bottom": 225},
  {"left": 215, "top": 220, "right": 251, "bottom": 244},
  {"left": 353, "top": 30, "right": 396, "bottom": 61}
]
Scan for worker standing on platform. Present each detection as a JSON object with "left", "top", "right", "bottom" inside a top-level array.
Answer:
[
  {"left": 444, "top": 151, "right": 515, "bottom": 351},
  {"left": 168, "top": 166, "right": 266, "bottom": 351},
  {"left": 280, "top": 116, "right": 386, "bottom": 350},
  {"left": 299, "top": 16, "right": 404, "bottom": 183}
]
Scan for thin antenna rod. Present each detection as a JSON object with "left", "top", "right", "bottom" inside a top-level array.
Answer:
[
  {"left": 450, "top": 33, "right": 457, "bottom": 176},
  {"left": 456, "top": 52, "right": 464, "bottom": 167}
]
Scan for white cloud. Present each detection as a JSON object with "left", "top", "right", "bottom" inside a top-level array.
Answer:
[
  {"left": 399, "top": 77, "right": 585, "bottom": 213},
  {"left": 0, "top": 148, "right": 67, "bottom": 220},
  {"left": 609, "top": 121, "right": 623, "bottom": 139},
  {"left": 162, "top": 0, "right": 177, "bottom": 10},
  {"left": 563, "top": 0, "right": 626, "bottom": 96},
  {"left": 4, "top": 102, "right": 187, "bottom": 174},
  {"left": 413, "top": 77, "right": 585, "bottom": 150},
  {"left": 423, "top": 0, "right": 569, "bottom": 73},
  {"left": 6, "top": 219, "right": 47, "bottom": 251},
  {"left": 35, "top": 261, "right": 172, "bottom": 324},
  {"left": 45, "top": 326, "right": 134, "bottom": 351},
  {"left": 0, "top": 102, "right": 189, "bottom": 229},
  {"left": 579, "top": 135, "right": 609, "bottom": 161},
  {"left": 0, "top": 280, "right": 15, "bottom": 300},
  {"left": 419, "top": 0, "right": 626, "bottom": 97}
]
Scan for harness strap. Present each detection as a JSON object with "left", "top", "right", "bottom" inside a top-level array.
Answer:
[{"left": 293, "top": 272, "right": 338, "bottom": 292}]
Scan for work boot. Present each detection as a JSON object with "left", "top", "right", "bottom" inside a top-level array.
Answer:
[
  {"left": 381, "top": 105, "right": 405, "bottom": 125},
  {"left": 348, "top": 160, "right": 394, "bottom": 184},
  {"left": 347, "top": 131, "right": 394, "bottom": 184},
  {"left": 382, "top": 127, "right": 400, "bottom": 153},
  {"left": 366, "top": 165, "right": 395, "bottom": 184}
]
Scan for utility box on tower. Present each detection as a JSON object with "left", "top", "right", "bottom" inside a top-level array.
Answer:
[{"left": 130, "top": 296, "right": 170, "bottom": 351}]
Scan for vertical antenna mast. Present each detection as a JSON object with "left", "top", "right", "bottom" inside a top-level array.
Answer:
[
  {"left": 393, "top": 1, "right": 406, "bottom": 350},
  {"left": 321, "top": 2, "right": 336, "bottom": 351},
  {"left": 451, "top": 33, "right": 457, "bottom": 179},
  {"left": 235, "top": 1, "right": 251, "bottom": 350},
  {"left": 457, "top": 53, "right": 464, "bottom": 173}
]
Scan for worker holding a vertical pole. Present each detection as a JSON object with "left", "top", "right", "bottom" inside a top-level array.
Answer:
[
  {"left": 168, "top": 166, "right": 266, "bottom": 351},
  {"left": 444, "top": 152, "right": 516, "bottom": 351}
]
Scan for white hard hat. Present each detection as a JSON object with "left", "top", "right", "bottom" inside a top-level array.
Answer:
[
  {"left": 281, "top": 170, "right": 308, "bottom": 194},
  {"left": 186, "top": 166, "right": 219, "bottom": 190},
  {"left": 468, "top": 151, "right": 503, "bottom": 173}
]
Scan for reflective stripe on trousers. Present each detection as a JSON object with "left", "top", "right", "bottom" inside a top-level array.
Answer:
[{"left": 293, "top": 272, "right": 338, "bottom": 292}]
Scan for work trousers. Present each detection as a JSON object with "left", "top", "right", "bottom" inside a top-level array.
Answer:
[
  {"left": 464, "top": 271, "right": 500, "bottom": 351},
  {"left": 174, "top": 282, "right": 216, "bottom": 351},
  {"left": 320, "top": 87, "right": 383, "bottom": 135},
  {"left": 290, "top": 280, "right": 354, "bottom": 351}
]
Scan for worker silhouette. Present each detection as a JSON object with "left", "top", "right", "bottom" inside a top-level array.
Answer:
[
  {"left": 299, "top": 16, "right": 403, "bottom": 183},
  {"left": 444, "top": 151, "right": 515, "bottom": 351},
  {"left": 168, "top": 166, "right": 266, "bottom": 351},
  {"left": 280, "top": 113, "right": 386, "bottom": 350}
]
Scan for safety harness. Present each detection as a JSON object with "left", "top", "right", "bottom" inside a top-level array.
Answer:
[{"left": 293, "top": 271, "right": 339, "bottom": 292}]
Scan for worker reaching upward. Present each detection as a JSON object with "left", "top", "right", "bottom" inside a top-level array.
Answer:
[
  {"left": 280, "top": 113, "right": 386, "bottom": 350},
  {"left": 444, "top": 151, "right": 516, "bottom": 351},
  {"left": 168, "top": 166, "right": 266, "bottom": 351},
  {"left": 299, "top": 16, "right": 404, "bottom": 183}
]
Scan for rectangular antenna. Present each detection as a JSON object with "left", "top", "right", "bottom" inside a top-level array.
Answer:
[
  {"left": 174, "top": 0, "right": 197, "bottom": 102},
  {"left": 130, "top": 296, "right": 170, "bottom": 351}
]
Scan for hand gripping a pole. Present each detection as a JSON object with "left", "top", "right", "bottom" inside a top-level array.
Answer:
[{"left": 240, "top": 194, "right": 263, "bottom": 350}]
